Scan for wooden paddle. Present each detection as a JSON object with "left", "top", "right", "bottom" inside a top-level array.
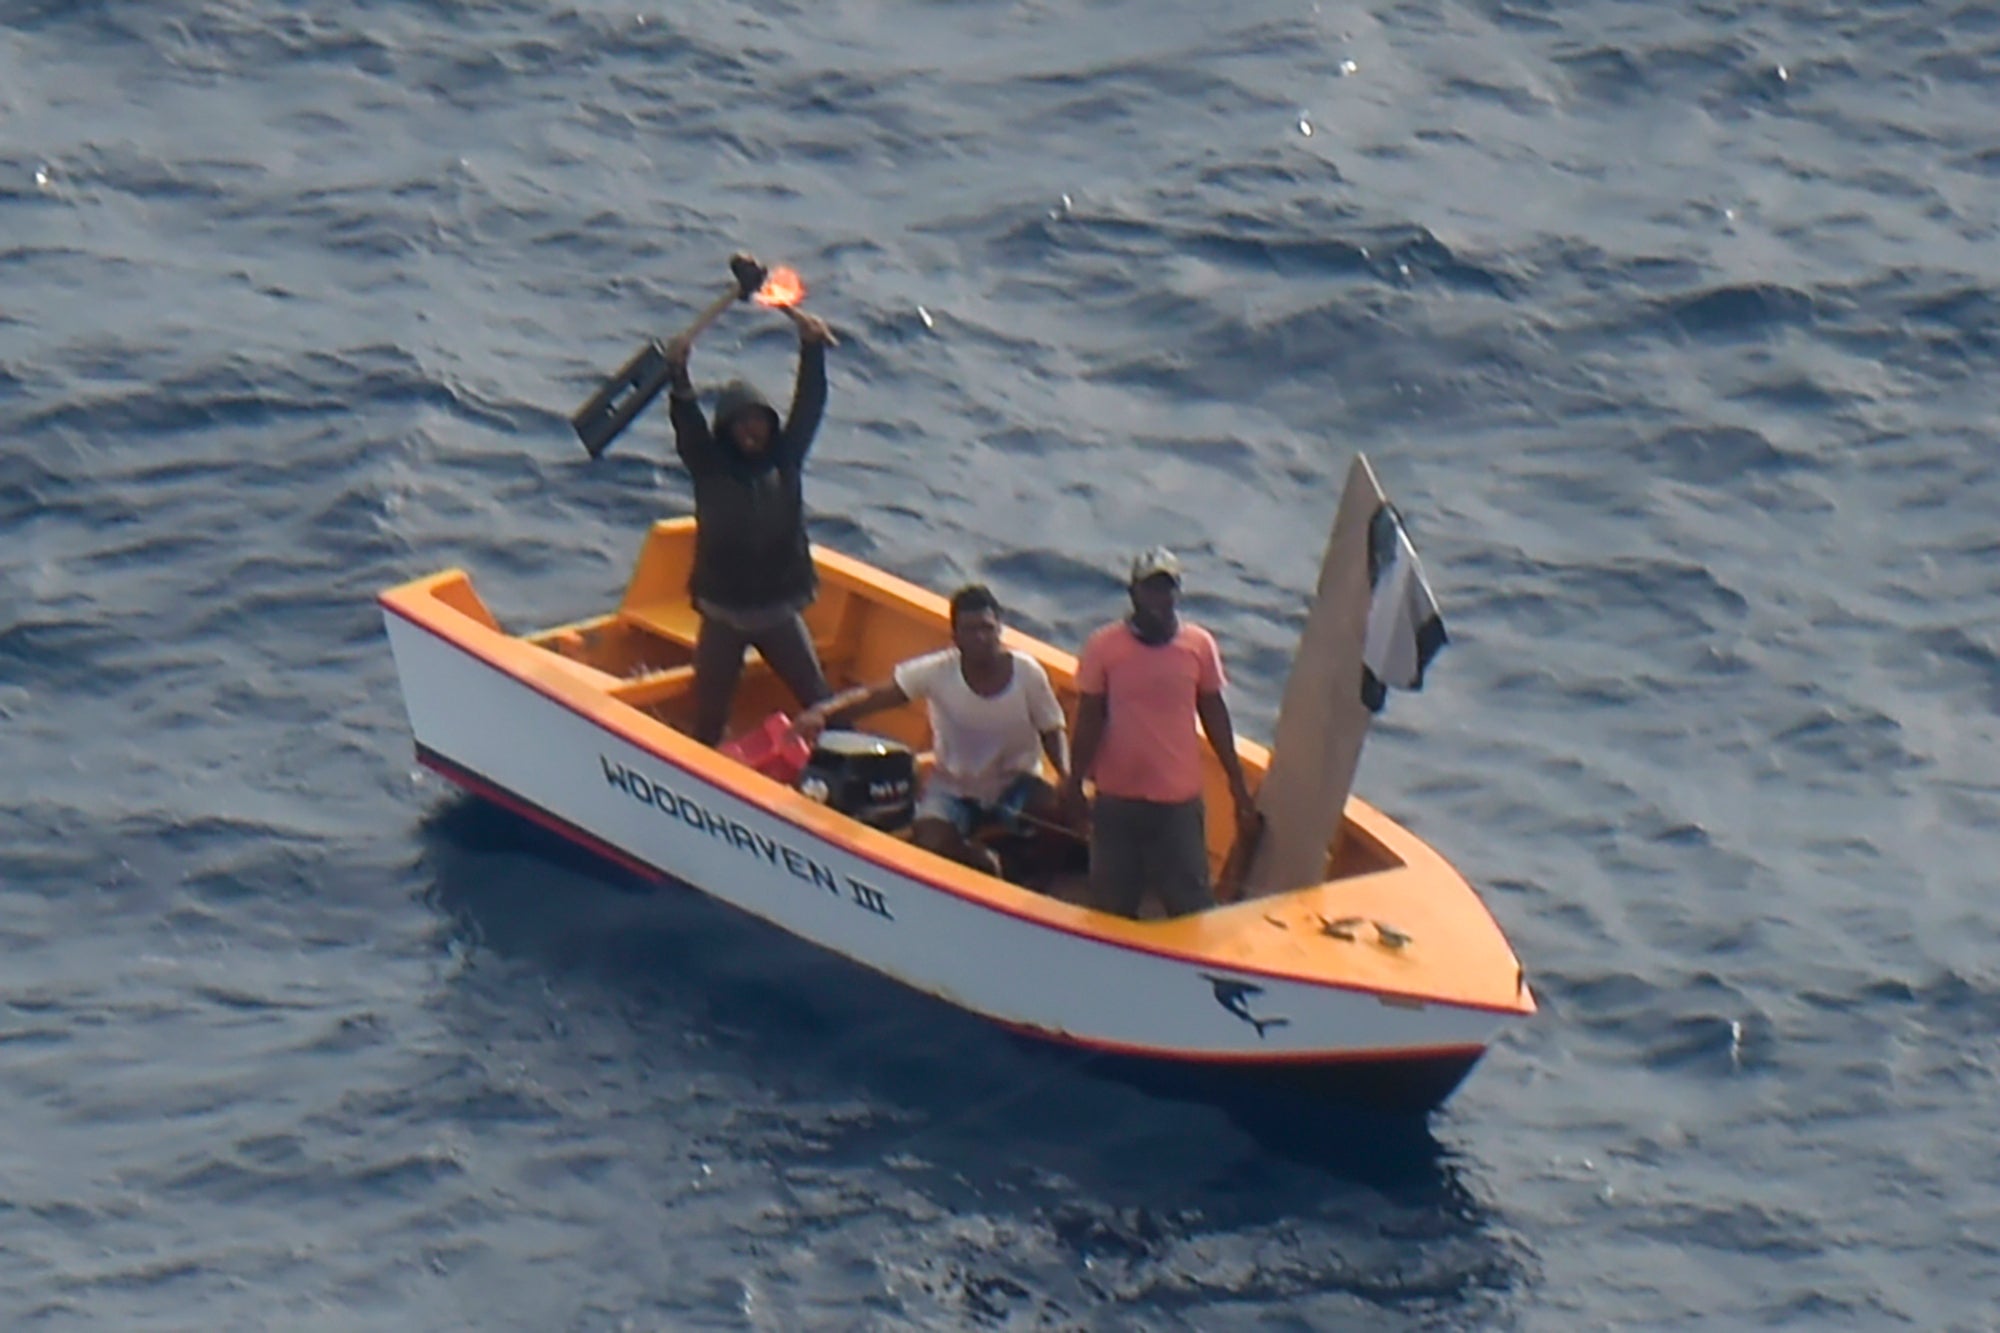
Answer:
[{"left": 571, "top": 255, "right": 768, "bottom": 458}]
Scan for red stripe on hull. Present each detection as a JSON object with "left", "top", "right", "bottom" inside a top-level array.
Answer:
[{"left": 416, "top": 744, "right": 667, "bottom": 885}]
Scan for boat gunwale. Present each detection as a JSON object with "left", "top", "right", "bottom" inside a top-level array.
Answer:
[{"left": 380, "top": 565, "right": 1533, "bottom": 1020}]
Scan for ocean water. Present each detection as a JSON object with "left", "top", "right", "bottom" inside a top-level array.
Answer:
[{"left": 4, "top": 0, "right": 1998, "bottom": 1327}]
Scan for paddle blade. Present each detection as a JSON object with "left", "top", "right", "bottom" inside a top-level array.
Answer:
[{"left": 572, "top": 339, "right": 674, "bottom": 458}]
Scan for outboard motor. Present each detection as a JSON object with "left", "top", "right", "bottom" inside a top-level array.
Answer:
[{"left": 799, "top": 731, "right": 916, "bottom": 831}]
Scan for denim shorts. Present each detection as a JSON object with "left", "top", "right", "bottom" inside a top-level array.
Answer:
[{"left": 913, "top": 773, "right": 1047, "bottom": 838}]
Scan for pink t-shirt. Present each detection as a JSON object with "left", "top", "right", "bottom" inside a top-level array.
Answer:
[{"left": 1075, "top": 620, "right": 1226, "bottom": 803}]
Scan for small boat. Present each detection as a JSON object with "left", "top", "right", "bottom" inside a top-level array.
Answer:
[{"left": 380, "top": 502, "right": 1534, "bottom": 1112}]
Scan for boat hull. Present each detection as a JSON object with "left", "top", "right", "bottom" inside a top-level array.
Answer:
[{"left": 382, "top": 603, "right": 1516, "bottom": 1111}]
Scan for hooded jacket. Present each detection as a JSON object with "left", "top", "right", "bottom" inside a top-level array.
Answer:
[{"left": 667, "top": 342, "right": 826, "bottom": 611}]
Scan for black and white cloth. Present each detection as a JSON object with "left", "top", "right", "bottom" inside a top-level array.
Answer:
[{"left": 1360, "top": 504, "right": 1448, "bottom": 712}]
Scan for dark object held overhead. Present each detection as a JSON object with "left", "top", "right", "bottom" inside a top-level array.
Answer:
[
  {"left": 573, "top": 255, "right": 772, "bottom": 457},
  {"left": 574, "top": 271, "right": 741, "bottom": 457},
  {"left": 730, "top": 254, "right": 769, "bottom": 301},
  {"left": 572, "top": 339, "right": 674, "bottom": 458}
]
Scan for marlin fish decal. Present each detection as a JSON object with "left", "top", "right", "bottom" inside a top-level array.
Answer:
[{"left": 1202, "top": 974, "right": 1292, "bottom": 1039}]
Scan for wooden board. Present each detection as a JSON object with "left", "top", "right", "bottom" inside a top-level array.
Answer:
[{"left": 1240, "top": 453, "right": 1385, "bottom": 897}]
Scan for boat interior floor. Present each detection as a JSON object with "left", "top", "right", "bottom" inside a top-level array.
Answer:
[{"left": 537, "top": 620, "right": 1178, "bottom": 913}]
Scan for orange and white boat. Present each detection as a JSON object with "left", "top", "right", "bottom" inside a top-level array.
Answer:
[{"left": 380, "top": 491, "right": 1533, "bottom": 1111}]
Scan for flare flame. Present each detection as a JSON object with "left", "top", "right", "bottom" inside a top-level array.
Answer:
[{"left": 753, "top": 266, "right": 806, "bottom": 308}]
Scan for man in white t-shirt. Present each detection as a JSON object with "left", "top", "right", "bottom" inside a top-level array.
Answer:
[{"left": 793, "top": 585, "right": 1069, "bottom": 875}]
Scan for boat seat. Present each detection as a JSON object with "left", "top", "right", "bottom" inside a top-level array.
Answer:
[
  {"left": 619, "top": 599, "right": 858, "bottom": 682},
  {"left": 620, "top": 598, "right": 702, "bottom": 648},
  {"left": 611, "top": 663, "right": 699, "bottom": 708}
]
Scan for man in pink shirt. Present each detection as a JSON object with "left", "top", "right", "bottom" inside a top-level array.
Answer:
[{"left": 1060, "top": 549, "right": 1257, "bottom": 918}]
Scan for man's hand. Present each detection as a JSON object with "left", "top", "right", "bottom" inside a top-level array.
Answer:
[
  {"left": 663, "top": 333, "right": 692, "bottom": 366},
  {"left": 729, "top": 252, "right": 768, "bottom": 301},
  {"left": 787, "top": 309, "right": 838, "bottom": 347},
  {"left": 1234, "top": 801, "right": 1261, "bottom": 844},
  {"left": 1058, "top": 777, "right": 1089, "bottom": 830},
  {"left": 790, "top": 706, "right": 831, "bottom": 748},
  {"left": 1229, "top": 781, "right": 1259, "bottom": 841}
]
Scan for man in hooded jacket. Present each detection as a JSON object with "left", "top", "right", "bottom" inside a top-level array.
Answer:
[{"left": 663, "top": 256, "right": 839, "bottom": 746}]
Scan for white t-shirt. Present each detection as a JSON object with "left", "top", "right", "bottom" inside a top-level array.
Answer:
[{"left": 893, "top": 648, "right": 1064, "bottom": 805}]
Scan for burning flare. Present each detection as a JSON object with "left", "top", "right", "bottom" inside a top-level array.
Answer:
[{"left": 753, "top": 266, "right": 807, "bottom": 308}]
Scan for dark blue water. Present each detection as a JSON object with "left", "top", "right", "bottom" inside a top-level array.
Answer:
[{"left": 5, "top": 0, "right": 1997, "bottom": 1326}]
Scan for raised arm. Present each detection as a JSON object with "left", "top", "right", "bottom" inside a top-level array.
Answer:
[
  {"left": 666, "top": 255, "right": 769, "bottom": 464},
  {"left": 662, "top": 290, "right": 736, "bottom": 466},
  {"left": 662, "top": 288, "right": 739, "bottom": 395},
  {"left": 775, "top": 309, "right": 833, "bottom": 464}
]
